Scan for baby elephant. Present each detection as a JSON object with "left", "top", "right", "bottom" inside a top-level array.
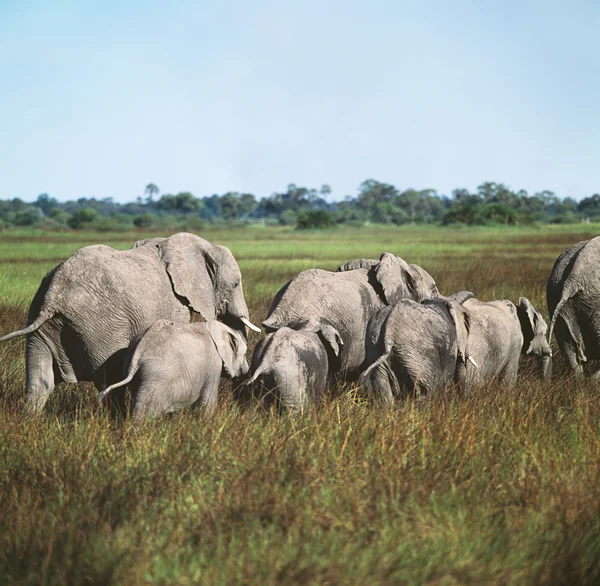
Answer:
[
  {"left": 98, "top": 319, "right": 249, "bottom": 421},
  {"left": 360, "top": 297, "right": 472, "bottom": 402},
  {"left": 245, "top": 326, "right": 335, "bottom": 411}
]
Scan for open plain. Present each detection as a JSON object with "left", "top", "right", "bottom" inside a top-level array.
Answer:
[{"left": 1, "top": 225, "right": 600, "bottom": 585}]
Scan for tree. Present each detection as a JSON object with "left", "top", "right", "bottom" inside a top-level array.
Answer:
[
  {"left": 296, "top": 209, "right": 335, "bottom": 229},
  {"left": 33, "top": 193, "right": 59, "bottom": 216},
  {"left": 144, "top": 183, "right": 159, "bottom": 204},
  {"left": 67, "top": 208, "right": 99, "bottom": 229},
  {"left": 357, "top": 179, "right": 399, "bottom": 221}
]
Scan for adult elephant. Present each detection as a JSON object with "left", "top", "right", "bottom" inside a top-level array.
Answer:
[
  {"left": 0, "top": 233, "right": 259, "bottom": 413},
  {"left": 460, "top": 296, "right": 552, "bottom": 387},
  {"left": 547, "top": 236, "right": 600, "bottom": 376},
  {"left": 262, "top": 252, "right": 439, "bottom": 378}
]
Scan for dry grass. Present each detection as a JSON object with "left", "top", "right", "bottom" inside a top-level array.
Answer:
[{"left": 1, "top": 225, "right": 600, "bottom": 585}]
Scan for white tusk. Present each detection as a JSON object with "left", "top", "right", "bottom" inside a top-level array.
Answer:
[
  {"left": 467, "top": 355, "right": 479, "bottom": 368},
  {"left": 240, "top": 317, "right": 261, "bottom": 333}
]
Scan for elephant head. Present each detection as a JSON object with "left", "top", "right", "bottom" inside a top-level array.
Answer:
[
  {"left": 138, "top": 233, "right": 259, "bottom": 335},
  {"left": 205, "top": 321, "right": 250, "bottom": 378},
  {"left": 517, "top": 297, "right": 552, "bottom": 379},
  {"left": 337, "top": 252, "right": 439, "bottom": 304}
]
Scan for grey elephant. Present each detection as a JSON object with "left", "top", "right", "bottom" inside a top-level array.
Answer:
[
  {"left": 460, "top": 296, "right": 552, "bottom": 387},
  {"left": 244, "top": 326, "right": 333, "bottom": 411},
  {"left": 361, "top": 292, "right": 551, "bottom": 403},
  {"left": 0, "top": 232, "right": 259, "bottom": 413},
  {"left": 360, "top": 297, "right": 472, "bottom": 402},
  {"left": 547, "top": 236, "right": 600, "bottom": 377},
  {"left": 98, "top": 320, "right": 249, "bottom": 421},
  {"left": 262, "top": 252, "right": 439, "bottom": 379}
]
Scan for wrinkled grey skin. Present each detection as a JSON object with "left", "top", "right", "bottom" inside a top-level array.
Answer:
[
  {"left": 263, "top": 252, "right": 439, "bottom": 379},
  {"left": 461, "top": 296, "right": 552, "bottom": 388},
  {"left": 98, "top": 320, "right": 249, "bottom": 422},
  {"left": 244, "top": 327, "right": 330, "bottom": 411},
  {"left": 547, "top": 236, "right": 600, "bottom": 377},
  {"left": 359, "top": 297, "right": 471, "bottom": 403},
  {"left": 0, "top": 233, "right": 253, "bottom": 413}
]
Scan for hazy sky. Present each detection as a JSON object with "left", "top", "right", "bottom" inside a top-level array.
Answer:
[{"left": 1, "top": 0, "right": 598, "bottom": 202}]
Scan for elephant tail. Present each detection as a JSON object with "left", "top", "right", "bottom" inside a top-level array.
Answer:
[
  {"left": 97, "top": 370, "right": 137, "bottom": 404},
  {"left": 359, "top": 351, "right": 396, "bottom": 403},
  {"left": 98, "top": 344, "right": 143, "bottom": 403},
  {"left": 547, "top": 287, "right": 580, "bottom": 344},
  {"left": 0, "top": 312, "right": 53, "bottom": 343}
]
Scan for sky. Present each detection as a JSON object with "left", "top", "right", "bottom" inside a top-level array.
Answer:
[{"left": 0, "top": 0, "right": 598, "bottom": 203}]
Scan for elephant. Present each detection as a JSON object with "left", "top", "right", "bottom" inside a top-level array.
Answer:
[
  {"left": 359, "top": 296, "right": 472, "bottom": 403},
  {"left": 262, "top": 252, "right": 439, "bottom": 379},
  {"left": 361, "top": 293, "right": 552, "bottom": 403},
  {"left": 243, "top": 326, "right": 332, "bottom": 411},
  {"left": 98, "top": 320, "right": 249, "bottom": 421},
  {"left": 0, "top": 232, "right": 259, "bottom": 413},
  {"left": 547, "top": 236, "right": 600, "bottom": 377},
  {"left": 459, "top": 296, "right": 552, "bottom": 388}
]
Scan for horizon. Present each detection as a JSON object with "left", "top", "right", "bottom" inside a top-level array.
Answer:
[{"left": 1, "top": 1, "right": 598, "bottom": 203}]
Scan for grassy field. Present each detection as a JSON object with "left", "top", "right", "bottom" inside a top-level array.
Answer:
[{"left": 1, "top": 224, "right": 600, "bottom": 585}]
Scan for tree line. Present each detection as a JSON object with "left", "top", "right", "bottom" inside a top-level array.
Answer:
[{"left": 1, "top": 181, "right": 598, "bottom": 231}]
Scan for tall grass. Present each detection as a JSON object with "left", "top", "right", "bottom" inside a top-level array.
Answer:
[{"left": 1, "top": 226, "right": 600, "bottom": 585}]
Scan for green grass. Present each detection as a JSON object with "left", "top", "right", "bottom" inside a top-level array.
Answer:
[{"left": 1, "top": 224, "right": 600, "bottom": 585}]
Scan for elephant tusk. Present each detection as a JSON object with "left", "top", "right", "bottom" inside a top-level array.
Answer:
[
  {"left": 467, "top": 355, "right": 479, "bottom": 368},
  {"left": 240, "top": 317, "right": 261, "bottom": 333}
]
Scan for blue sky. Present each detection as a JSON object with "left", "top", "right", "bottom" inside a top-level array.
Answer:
[{"left": 1, "top": 0, "right": 598, "bottom": 202}]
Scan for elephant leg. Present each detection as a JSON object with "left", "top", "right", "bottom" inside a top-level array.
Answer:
[
  {"left": 555, "top": 319, "right": 584, "bottom": 376},
  {"left": 561, "top": 343, "right": 584, "bottom": 378},
  {"left": 199, "top": 377, "right": 219, "bottom": 416},
  {"left": 25, "top": 336, "right": 55, "bottom": 414},
  {"left": 499, "top": 357, "right": 519, "bottom": 389}
]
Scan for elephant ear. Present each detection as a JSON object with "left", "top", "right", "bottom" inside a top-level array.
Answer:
[
  {"left": 517, "top": 297, "right": 548, "bottom": 355},
  {"left": 130, "top": 237, "right": 166, "bottom": 250},
  {"left": 336, "top": 258, "right": 379, "bottom": 272},
  {"left": 446, "top": 291, "right": 475, "bottom": 305},
  {"left": 206, "top": 321, "right": 247, "bottom": 378},
  {"left": 317, "top": 324, "right": 344, "bottom": 357},
  {"left": 157, "top": 233, "right": 217, "bottom": 320},
  {"left": 374, "top": 253, "right": 415, "bottom": 305},
  {"left": 434, "top": 299, "right": 471, "bottom": 365}
]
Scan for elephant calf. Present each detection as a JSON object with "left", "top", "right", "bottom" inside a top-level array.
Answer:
[
  {"left": 244, "top": 327, "right": 333, "bottom": 411},
  {"left": 98, "top": 320, "right": 249, "bottom": 421},
  {"left": 360, "top": 297, "right": 472, "bottom": 402},
  {"left": 461, "top": 296, "right": 552, "bottom": 388}
]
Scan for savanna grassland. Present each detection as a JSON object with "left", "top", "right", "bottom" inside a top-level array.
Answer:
[{"left": 1, "top": 224, "right": 600, "bottom": 585}]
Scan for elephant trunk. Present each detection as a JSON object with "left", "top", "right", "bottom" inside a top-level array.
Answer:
[
  {"left": 455, "top": 359, "right": 467, "bottom": 393},
  {"left": 540, "top": 354, "right": 552, "bottom": 381},
  {"left": 222, "top": 287, "right": 260, "bottom": 334}
]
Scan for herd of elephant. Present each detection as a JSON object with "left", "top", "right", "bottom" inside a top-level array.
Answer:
[{"left": 0, "top": 232, "right": 598, "bottom": 420}]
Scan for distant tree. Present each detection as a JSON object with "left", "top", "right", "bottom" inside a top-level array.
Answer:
[
  {"left": 144, "top": 183, "right": 159, "bottom": 204},
  {"left": 158, "top": 192, "right": 200, "bottom": 214},
  {"left": 33, "top": 193, "right": 59, "bottom": 216},
  {"left": 67, "top": 208, "right": 99, "bottom": 229},
  {"left": 133, "top": 213, "right": 155, "bottom": 228},
  {"left": 12, "top": 207, "right": 44, "bottom": 226},
  {"left": 296, "top": 209, "right": 335, "bottom": 229},
  {"left": 320, "top": 184, "right": 332, "bottom": 199},
  {"left": 239, "top": 193, "right": 257, "bottom": 217},
  {"left": 220, "top": 192, "right": 240, "bottom": 220}
]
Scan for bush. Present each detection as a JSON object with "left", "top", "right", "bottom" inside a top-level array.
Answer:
[
  {"left": 296, "top": 209, "right": 336, "bottom": 230},
  {"left": 279, "top": 210, "right": 297, "bottom": 226},
  {"left": 67, "top": 208, "right": 99, "bottom": 229},
  {"left": 11, "top": 207, "right": 44, "bottom": 227},
  {"left": 133, "top": 213, "right": 156, "bottom": 228}
]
